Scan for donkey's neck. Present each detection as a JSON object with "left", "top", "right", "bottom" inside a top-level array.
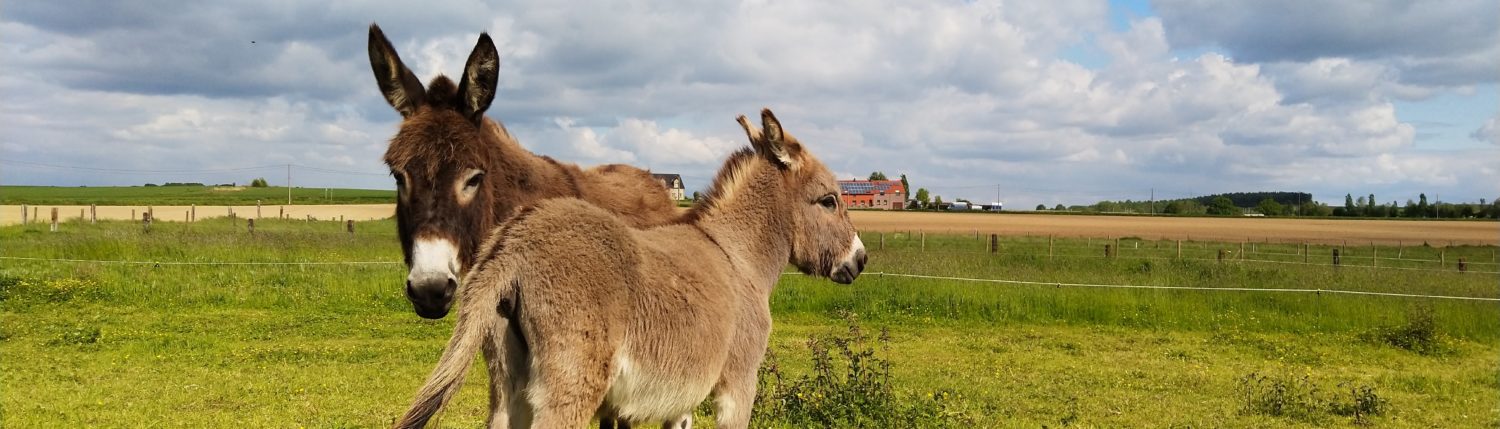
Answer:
[
  {"left": 694, "top": 164, "right": 793, "bottom": 289},
  {"left": 481, "top": 119, "right": 580, "bottom": 208}
]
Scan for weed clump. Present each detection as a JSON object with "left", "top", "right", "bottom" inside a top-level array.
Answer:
[
  {"left": 753, "top": 312, "right": 972, "bottom": 427},
  {"left": 1237, "top": 372, "right": 1386, "bottom": 425},
  {"left": 1362, "top": 305, "right": 1449, "bottom": 355}
]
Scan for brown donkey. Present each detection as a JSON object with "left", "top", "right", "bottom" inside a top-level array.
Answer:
[
  {"left": 393, "top": 109, "right": 867, "bottom": 428},
  {"left": 368, "top": 24, "right": 678, "bottom": 319}
]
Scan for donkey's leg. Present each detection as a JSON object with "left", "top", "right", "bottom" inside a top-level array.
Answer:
[
  {"left": 661, "top": 415, "right": 691, "bottom": 429},
  {"left": 502, "top": 326, "right": 534, "bottom": 429},
  {"left": 526, "top": 339, "right": 614, "bottom": 428},
  {"left": 712, "top": 376, "right": 757, "bottom": 429},
  {"left": 481, "top": 335, "right": 510, "bottom": 428}
]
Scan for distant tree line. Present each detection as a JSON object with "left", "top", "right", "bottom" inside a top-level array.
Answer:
[{"left": 1053, "top": 191, "right": 1499, "bottom": 219}]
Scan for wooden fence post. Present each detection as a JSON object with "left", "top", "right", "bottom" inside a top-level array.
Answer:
[
  {"left": 32, "top": 206, "right": 38, "bottom": 224},
  {"left": 1373, "top": 247, "right": 1378, "bottom": 269},
  {"left": 142, "top": 212, "right": 152, "bottom": 232},
  {"left": 1303, "top": 243, "right": 1309, "bottom": 263},
  {"left": 879, "top": 232, "right": 885, "bottom": 250},
  {"left": 191, "top": 204, "right": 196, "bottom": 222},
  {"left": 79, "top": 208, "right": 85, "bottom": 222},
  {"left": 1051, "top": 235, "right": 1056, "bottom": 260},
  {"left": 346, "top": 219, "right": 355, "bottom": 235},
  {"left": 1397, "top": 241, "right": 1403, "bottom": 259},
  {"left": 20, "top": 204, "right": 27, "bottom": 225},
  {"left": 50, "top": 208, "right": 58, "bottom": 232},
  {"left": 1439, "top": 249, "right": 1445, "bottom": 269},
  {"left": 132, "top": 209, "right": 136, "bottom": 220},
  {"left": 990, "top": 234, "right": 998, "bottom": 254},
  {"left": 1217, "top": 249, "right": 1225, "bottom": 262},
  {"left": 1105, "top": 244, "right": 1113, "bottom": 258},
  {"left": 1332, "top": 248, "right": 1341, "bottom": 266},
  {"left": 257, "top": 200, "right": 262, "bottom": 218},
  {"left": 185, "top": 211, "right": 189, "bottom": 222},
  {"left": 90, "top": 204, "right": 96, "bottom": 224},
  {"left": 1176, "top": 240, "right": 1181, "bottom": 259},
  {"left": 148, "top": 206, "right": 154, "bottom": 222},
  {"left": 248, "top": 218, "right": 255, "bottom": 234},
  {"left": 921, "top": 232, "right": 926, "bottom": 251},
  {"left": 280, "top": 206, "right": 285, "bottom": 219},
  {"left": 1457, "top": 258, "right": 1466, "bottom": 273},
  {"left": 1239, "top": 241, "right": 1245, "bottom": 261}
]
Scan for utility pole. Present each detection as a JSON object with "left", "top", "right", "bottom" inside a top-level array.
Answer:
[{"left": 1150, "top": 188, "right": 1155, "bottom": 215}]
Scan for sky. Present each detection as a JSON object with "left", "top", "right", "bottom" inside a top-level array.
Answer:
[{"left": 2, "top": 0, "right": 1497, "bottom": 209}]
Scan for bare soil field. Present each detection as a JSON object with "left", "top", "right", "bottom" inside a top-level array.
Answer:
[
  {"left": 850, "top": 210, "right": 1499, "bottom": 246},
  {"left": 1, "top": 204, "right": 395, "bottom": 226},
  {"left": 7, "top": 204, "right": 1494, "bottom": 245}
]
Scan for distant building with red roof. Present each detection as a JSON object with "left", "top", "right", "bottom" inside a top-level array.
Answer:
[{"left": 838, "top": 179, "right": 906, "bottom": 210}]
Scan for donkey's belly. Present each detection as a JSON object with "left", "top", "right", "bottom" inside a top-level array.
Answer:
[{"left": 605, "top": 353, "right": 717, "bottom": 422}]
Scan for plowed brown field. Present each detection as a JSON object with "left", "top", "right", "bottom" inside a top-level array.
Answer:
[{"left": 850, "top": 210, "right": 1498, "bottom": 246}]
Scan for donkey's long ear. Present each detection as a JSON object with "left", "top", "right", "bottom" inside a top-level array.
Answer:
[
  {"left": 736, "top": 114, "right": 763, "bottom": 143},
  {"left": 456, "top": 33, "right": 500, "bottom": 123},
  {"left": 368, "top": 24, "right": 427, "bottom": 118},
  {"left": 755, "top": 108, "right": 798, "bottom": 169}
]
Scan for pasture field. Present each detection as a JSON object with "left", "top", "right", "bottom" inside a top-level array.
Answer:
[
  {"left": 1, "top": 219, "right": 1497, "bottom": 427},
  {"left": 0, "top": 185, "right": 394, "bottom": 206}
]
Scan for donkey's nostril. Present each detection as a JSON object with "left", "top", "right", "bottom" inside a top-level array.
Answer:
[{"left": 443, "top": 278, "right": 457, "bottom": 300}]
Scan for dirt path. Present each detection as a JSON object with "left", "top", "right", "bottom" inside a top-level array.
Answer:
[{"left": 850, "top": 211, "right": 1498, "bottom": 246}]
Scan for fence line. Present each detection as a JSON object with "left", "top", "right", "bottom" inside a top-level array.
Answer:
[
  {"left": 6, "top": 256, "right": 1495, "bottom": 301},
  {"left": 840, "top": 271, "right": 1500, "bottom": 302},
  {"left": 0, "top": 256, "right": 401, "bottom": 266}
]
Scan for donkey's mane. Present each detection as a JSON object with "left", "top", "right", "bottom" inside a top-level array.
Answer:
[{"left": 681, "top": 147, "right": 759, "bottom": 223}]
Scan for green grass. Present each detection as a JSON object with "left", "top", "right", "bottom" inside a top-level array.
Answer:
[
  {"left": 2, "top": 222, "right": 1497, "bottom": 427},
  {"left": 0, "top": 185, "right": 393, "bottom": 205}
]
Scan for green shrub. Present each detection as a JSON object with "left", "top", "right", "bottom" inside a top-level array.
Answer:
[
  {"left": 752, "top": 313, "right": 972, "bottom": 427},
  {"left": 1362, "top": 305, "right": 1448, "bottom": 355}
]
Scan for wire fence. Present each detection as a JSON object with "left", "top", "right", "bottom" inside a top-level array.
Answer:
[
  {"left": 6, "top": 252, "right": 1495, "bottom": 302},
  {"left": 857, "top": 231, "right": 1500, "bottom": 275}
]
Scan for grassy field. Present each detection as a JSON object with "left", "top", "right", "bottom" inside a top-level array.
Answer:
[
  {"left": 1, "top": 220, "right": 1497, "bottom": 427},
  {"left": 0, "top": 185, "right": 394, "bottom": 205}
]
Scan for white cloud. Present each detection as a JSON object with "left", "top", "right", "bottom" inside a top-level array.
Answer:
[
  {"left": 1473, "top": 115, "right": 1500, "bottom": 145},
  {"left": 0, "top": 0, "right": 1495, "bottom": 208}
]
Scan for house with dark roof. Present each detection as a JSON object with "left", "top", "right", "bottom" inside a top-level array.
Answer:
[
  {"left": 838, "top": 179, "right": 906, "bottom": 210},
  {"left": 651, "top": 173, "right": 686, "bottom": 200}
]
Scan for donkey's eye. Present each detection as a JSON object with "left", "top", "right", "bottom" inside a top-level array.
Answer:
[
  {"left": 464, "top": 173, "right": 485, "bottom": 189},
  {"left": 818, "top": 195, "right": 838, "bottom": 209},
  {"left": 393, "top": 173, "right": 406, "bottom": 188}
]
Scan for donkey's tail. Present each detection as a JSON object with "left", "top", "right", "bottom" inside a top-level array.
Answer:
[{"left": 393, "top": 263, "right": 516, "bottom": 429}]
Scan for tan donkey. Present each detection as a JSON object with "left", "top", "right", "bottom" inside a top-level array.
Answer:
[
  {"left": 367, "top": 24, "right": 678, "bottom": 320},
  {"left": 392, "top": 109, "right": 867, "bottom": 428}
]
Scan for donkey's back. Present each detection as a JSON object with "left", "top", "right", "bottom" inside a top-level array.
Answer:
[{"left": 468, "top": 198, "right": 741, "bottom": 423}]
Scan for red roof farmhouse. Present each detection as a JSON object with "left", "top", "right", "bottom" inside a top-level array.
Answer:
[{"left": 838, "top": 179, "right": 906, "bottom": 210}]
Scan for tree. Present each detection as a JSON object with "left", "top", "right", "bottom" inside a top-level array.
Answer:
[
  {"left": 933, "top": 195, "right": 944, "bottom": 207},
  {"left": 899, "top": 174, "right": 909, "bottom": 195},
  {"left": 250, "top": 178, "right": 269, "bottom": 187},
  {"left": 1054, "top": 204, "right": 1065, "bottom": 211},
  {"left": 914, "top": 188, "right": 930, "bottom": 208},
  {"left": 868, "top": 171, "right": 887, "bottom": 181},
  {"left": 1365, "top": 193, "right": 1376, "bottom": 216},
  {"left": 1300, "top": 201, "right": 1332, "bottom": 217},
  {"left": 1207, "top": 196, "right": 1239, "bottom": 215},
  {"left": 1035, "top": 204, "right": 1047, "bottom": 211},
  {"left": 1344, "top": 194, "right": 1356, "bottom": 216},
  {"left": 1163, "top": 200, "right": 1204, "bottom": 215},
  {"left": 1256, "top": 198, "right": 1283, "bottom": 217},
  {"left": 1418, "top": 193, "right": 1430, "bottom": 218}
]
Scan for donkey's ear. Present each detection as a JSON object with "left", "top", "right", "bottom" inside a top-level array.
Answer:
[
  {"left": 755, "top": 108, "right": 798, "bottom": 168},
  {"left": 456, "top": 33, "right": 500, "bottom": 123},
  {"left": 368, "top": 24, "right": 427, "bottom": 117},
  {"left": 736, "top": 114, "right": 763, "bottom": 143}
]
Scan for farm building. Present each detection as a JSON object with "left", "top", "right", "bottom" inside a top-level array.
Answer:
[
  {"left": 650, "top": 173, "right": 686, "bottom": 201},
  {"left": 838, "top": 179, "right": 906, "bottom": 210}
]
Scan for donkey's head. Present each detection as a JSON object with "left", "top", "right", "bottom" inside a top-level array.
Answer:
[
  {"left": 369, "top": 24, "right": 508, "bottom": 318},
  {"left": 736, "top": 109, "right": 866, "bottom": 284}
]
